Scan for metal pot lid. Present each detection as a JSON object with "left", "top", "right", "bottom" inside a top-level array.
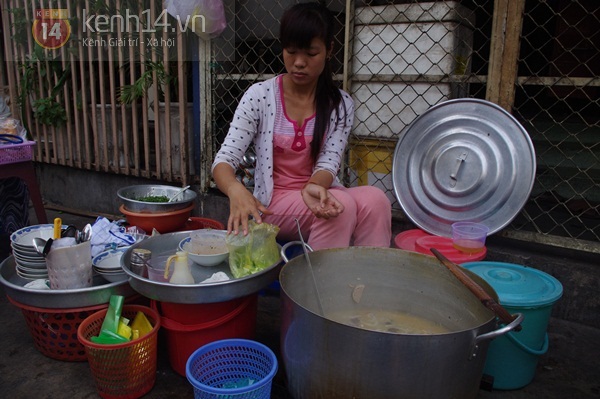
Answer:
[{"left": 392, "top": 98, "right": 536, "bottom": 236}]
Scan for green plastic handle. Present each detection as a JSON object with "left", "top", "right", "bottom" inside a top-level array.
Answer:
[
  {"left": 99, "top": 295, "right": 124, "bottom": 334},
  {"left": 90, "top": 329, "right": 129, "bottom": 345}
]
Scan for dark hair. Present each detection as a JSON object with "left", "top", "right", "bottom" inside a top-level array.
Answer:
[{"left": 279, "top": 2, "right": 345, "bottom": 163}]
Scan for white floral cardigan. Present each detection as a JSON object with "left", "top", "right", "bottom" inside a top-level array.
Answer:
[{"left": 212, "top": 75, "right": 355, "bottom": 207}]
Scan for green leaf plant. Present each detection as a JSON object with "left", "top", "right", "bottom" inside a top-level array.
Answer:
[
  {"left": 117, "top": 61, "right": 176, "bottom": 105},
  {"left": 17, "top": 46, "right": 71, "bottom": 128}
]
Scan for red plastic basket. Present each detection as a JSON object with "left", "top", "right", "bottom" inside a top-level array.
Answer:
[
  {"left": 152, "top": 295, "right": 258, "bottom": 376},
  {"left": 7, "top": 296, "right": 109, "bottom": 361},
  {"left": 77, "top": 305, "right": 161, "bottom": 399},
  {"left": 0, "top": 141, "right": 36, "bottom": 165}
]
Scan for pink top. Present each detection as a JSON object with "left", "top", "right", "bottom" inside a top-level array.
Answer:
[
  {"left": 273, "top": 75, "right": 315, "bottom": 190},
  {"left": 212, "top": 75, "right": 354, "bottom": 207}
]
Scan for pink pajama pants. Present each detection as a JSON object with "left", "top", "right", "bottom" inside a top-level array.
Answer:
[{"left": 262, "top": 185, "right": 392, "bottom": 250}]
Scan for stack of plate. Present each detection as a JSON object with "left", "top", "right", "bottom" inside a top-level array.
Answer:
[
  {"left": 92, "top": 247, "right": 129, "bottom": 283},
  {"left": 10, "top": 224, "right": 57, "bottom": 280}
]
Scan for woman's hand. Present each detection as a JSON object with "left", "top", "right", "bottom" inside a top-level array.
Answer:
[
  {"left": 301, "top": 183, "right": 344, "bottom": 219},
  {"left": 213, "top": 163, "right": 272, "bottom": 236},
  {"left": 226, "top": 183, "right": 272, "bottom": 235}
]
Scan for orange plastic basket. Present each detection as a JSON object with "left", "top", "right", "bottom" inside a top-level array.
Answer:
[
  {"left": 77, "top": 305, "right": 161, "bottom": 399},
  {"left": 7, "top": 295, "right": 109, "bottom": 361}
]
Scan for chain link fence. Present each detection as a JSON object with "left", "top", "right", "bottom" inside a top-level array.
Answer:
[
  {"left": 512, "top": 0, "right": 599, "bottom": 244},
  {"left": 212, "top": 0, "right": 599, "bottom": 247},
  {"left": 2, "top": 0, "right": 598, "bottom": 248}
]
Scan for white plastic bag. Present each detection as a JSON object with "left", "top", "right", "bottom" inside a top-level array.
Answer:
[
  {"left": 0, "top": 117, "right": 27, "bottom": 139},
  {"left": 164, "top": 0, "right": 227, "bottom": 40}
]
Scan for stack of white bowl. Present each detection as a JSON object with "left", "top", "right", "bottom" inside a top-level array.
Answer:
[
  {"left": 10, "top": 224, "right": 54, "bottom": 280},
  {"left": 92, "top": 247, "right": 129, "bottom": 283}
]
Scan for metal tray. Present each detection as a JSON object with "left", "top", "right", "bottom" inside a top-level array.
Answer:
[
  {"left": 0, "top": 256, "right": 136, "bottom": 308},
  {"left": 121, "top": 231, "right": 282, "bottom": 304}
]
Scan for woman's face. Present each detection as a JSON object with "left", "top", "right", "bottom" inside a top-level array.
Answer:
[{"left": 283, "top": 37, "right": 330, "bottom": 87}]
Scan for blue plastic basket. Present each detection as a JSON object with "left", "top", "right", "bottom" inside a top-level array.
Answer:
[{"left": 186, "top": 339, "right": 278, "bottom": 399}]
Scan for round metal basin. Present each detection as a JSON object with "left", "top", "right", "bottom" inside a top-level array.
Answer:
[
  {"left": 121, "top": 231, "right": 282, "bottom": 304},
  {"left": 117, "top": 184, "right": 197, "bottom": 213},
  {"left": 0, "top": 256, "right": 136, "bottom": 308}
]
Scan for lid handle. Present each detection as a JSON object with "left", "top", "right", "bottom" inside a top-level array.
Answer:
[{"left": 449, "top": 152, "right": 468, "bottom": 187}]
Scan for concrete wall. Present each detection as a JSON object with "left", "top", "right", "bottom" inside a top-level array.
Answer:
[
  {"left": 35, "top": 164, "right": 230, "bottom": 226},
  {"left": 484, "top": 237, "right": 600, "bottom": 330},
  {"left": 34, "top": 164, "right": 600, "bottom": 330}
]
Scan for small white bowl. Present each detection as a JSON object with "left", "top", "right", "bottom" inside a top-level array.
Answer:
[
  {"left": 92, "top": 247, "right": 129, "bottom": 271},
  {"left": 95, "top": 270, "right": 128, "bottom": 283},
  {"left": 10, "top": 224, "right": 64, "bottom": 251},
  {"left": 178, "top": 229, "right": 228, "bottom": 267}
]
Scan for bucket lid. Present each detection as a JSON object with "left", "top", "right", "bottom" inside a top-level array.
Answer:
[
  {"left": 461, "top": 261, "right": 563, "bottom": 307},
  {"left": 392, "top": 99, "right": 536, "bottom": 237}
]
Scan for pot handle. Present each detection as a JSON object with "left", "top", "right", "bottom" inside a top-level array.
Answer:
[
  {"left": 280, "top": 241, "right": 314, "bottom": 263},
  {"left": 470, "top": 313, "right": 524, "bottom": 360}
]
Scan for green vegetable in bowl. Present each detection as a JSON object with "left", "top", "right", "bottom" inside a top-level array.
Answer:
[
  {"left": 226, "top": 221, "right": 280, "bottom": 278},
  {"left": 136, "top": 195, "right": 169, "bottom": 203}
]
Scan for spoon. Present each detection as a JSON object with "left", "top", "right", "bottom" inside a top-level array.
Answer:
[
  {"left": 168, "top": 185, "right": 190, "bottom": 202},
  {"left": 62, "top": 225, "right": 77, "bottom": 238},
  {"left": 33, "top": 237, "right": 52, "bottom": 257},
  {"left": 77, "top": 223, "right": 93, "bottom": 243},
  {"left": 33, "top": 219, "right": 67, "bottom": 257}
]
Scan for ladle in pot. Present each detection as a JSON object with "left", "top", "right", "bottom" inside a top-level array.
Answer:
[
  {"left": 295, "top": 218, "right": 325, "bottom": 316},
  {"left": 431, "top": 248, "right": 522, "bottom": 331}
]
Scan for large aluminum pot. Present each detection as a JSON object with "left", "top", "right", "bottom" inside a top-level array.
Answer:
[{"left": 279, "top": 246, "right": 522, "bottom": 399}]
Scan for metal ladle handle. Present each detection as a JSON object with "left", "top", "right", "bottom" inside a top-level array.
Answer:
[
  {"left": 280, "top": 241, "right": 314, "bottom": 263},
  {"left": 295, "top": 218, "right": 325, "bottom": 317},
  {"left": 168, "top": 185, "right": 190, "bottom": 202},
  {"left": 431, "top": 248, "right": 522, "bottom": 331}
]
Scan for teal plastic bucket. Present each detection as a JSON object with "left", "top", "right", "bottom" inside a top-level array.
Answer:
[{"left": 462, "top": 261, "right": 563, "bottom": 390}]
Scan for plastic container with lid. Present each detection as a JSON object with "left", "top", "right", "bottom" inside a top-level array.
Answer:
[{"left": 461, "top": 261, "right": 563, "bottom": 390}]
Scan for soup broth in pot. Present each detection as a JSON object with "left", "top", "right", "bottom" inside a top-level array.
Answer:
[{"left": 328, "top": 309, "right": 450, "bottom": 335}]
